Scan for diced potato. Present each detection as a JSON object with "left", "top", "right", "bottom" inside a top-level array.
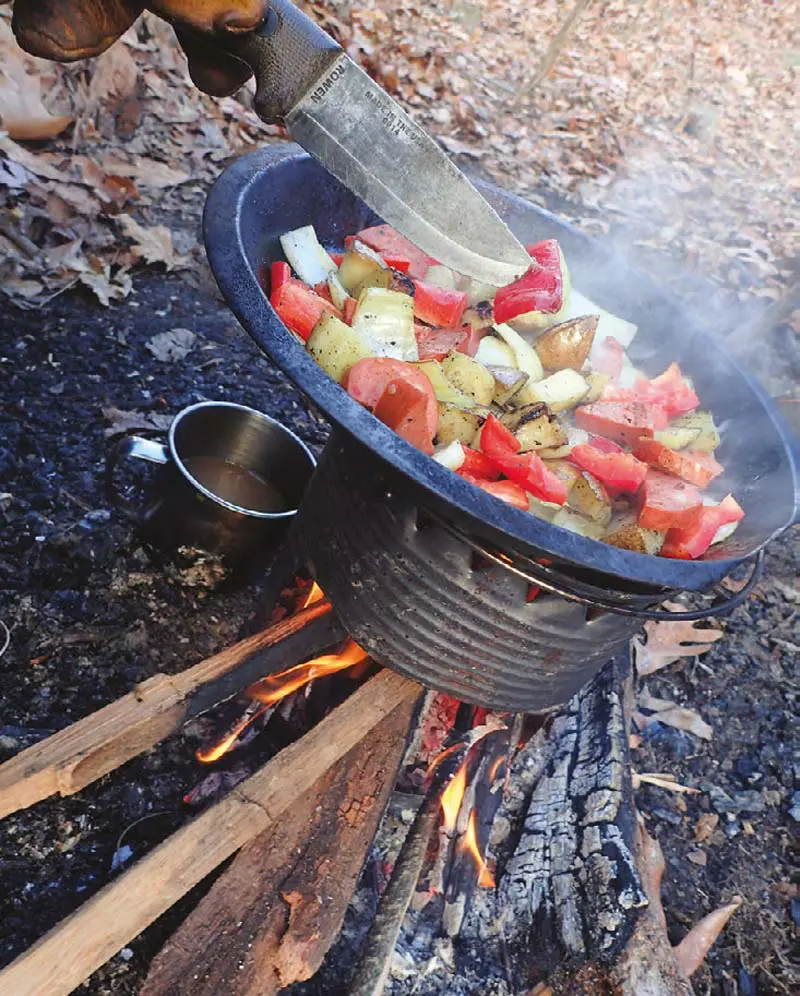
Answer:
[
  {"left": 528, "top": 495, "right": 562, "bottom": 522},
  {"left": 462, "top": 300, "right": 495, "bottom": 329},
  {"left": 493, "top": 323, "right": 544, "bottom": 383},
  {"left": 338, "top": 245, "right": 385, "bottom": 293},
  {"left": 440, "top": 351, "right": 495, "bottom": 405},
  {"left": 670, "top": 410, "right": 720, "bottom": 452},
  {"left": 352, "top": 287, "right": 417, "bottom": 362},
  {"left": 584, "top": 370, "right": 610, "bottom": 403},
  {"left": 307, "top": 313, "right": 374, "bottom": 383},
  {"left": 534, "top": 315, "right": 598, "bottom": 372},
  {"left": 568, "top": 471, "right": 612, "bottom": 526},
  {"left": 538, "top": 425, "right": 590, "bottom": 460},
  {"left": 416, "top": 360, "right": 475, "bottom": 409},
  {"left": 552, "top": 507, "right": 607, "bottom": 539},
  {"left": 654, "top": 425, "right": 702, "bottom": 450},
  {"left": 605, "top": 517, "right": 665, "bottom": 554},
  {"left": 544, "top": 459, "right": 581, "bottom": 491},
  {"left": 436, "top": 404, "right": 481, "bottom": 445},
  {"left": 351, "top": 267, "right": 392, "bottom": 298},
  {"left": 520, "top": 369, "right": 590, "bottom": 412},
  {"left": 501, "top": 403, "right": 567, "bottom": 452},
  {"left": 474, "top": 336, "right": 516, "bottom": 369},
  {"left": 488, "top": 365, "right": 529, "bottom": 407}
]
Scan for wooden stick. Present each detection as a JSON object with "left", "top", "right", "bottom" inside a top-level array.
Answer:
[
  {"left": 140, "top": 690, "right": 417, "bottom": 996},
  {"left": 0, "top": 669, "right": 422, "bottom": 996},
  {"left": 514, "top": 0, "right": 594, "bottom": 106},
  {"left": 0, "top": 602, "right": 340, "bottom": 819}
]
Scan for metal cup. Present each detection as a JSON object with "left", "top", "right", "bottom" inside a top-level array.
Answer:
[{"left": 105, "top": 401, "right": 316, "bottom": 574}]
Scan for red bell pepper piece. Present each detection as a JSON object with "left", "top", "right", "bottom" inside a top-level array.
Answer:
[
  {"left": 412, "top": 280, "right": 467, "bottom": 328},
  {"left": 328, "top": 252, "right": 344, "bottom": 266},
  {"left": 454, "top": 325, "right": 489, "bottom": 357},
  {"left": 661, "top": 495, "right": 744, "bottom": 560},
  {"left": 459, "top": 473, "right": 529, "bottom": 511},
  {"left": 493, "top": 239, "right": 564, "bottom": 325},
  {"left": 313, "top": 281, "right": 335, "bottom": 304},
  {"left": 345, "top": 357, "right": 438, "bottom": 454},
  {"left": 633, "top": 439, "right": 724, "bottom": 489},
  {"left": 271, "top": 278, "right": 342, "bottom": 341},
  {"left": 478, "top": 414, "right": 520, "bottom": 459},
  {"left": 636, "top": 470, "right": 703, "bottom": 531},
  {"left": 526, "top": 584, "right": 541, "bottom": 602},
  {"left": 414, "top": 324, "right": 468, "bottom": 361},
  {"left": 352, "top": 224, "right": 436, "bottom": 279},
  {"left": 575, "top": 401, "right": 662, "bottom": 448},
  {"left": 570, "top": 444, "right": 648, "bottom": 494},
  {"left": 460, "top": 447, "right": 501, "bottom": 480},
  {"left": 592, "top": 336, "right": 624, "bottom": 380},
  {"left": 271, "top": 261, "right": 291, "bottom": 294},
  {"left": 343, "top": 297, "right": 357, "bottom": 325}
]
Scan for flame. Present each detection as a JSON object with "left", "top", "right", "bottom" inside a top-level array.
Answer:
[
  {"left": 301, "top": 581, "right": 325, "bottom": 609},
  {"left": 461, "top": 810, "right": 495, "bottom": 889},
  {"left": 440, "top": 757, "right": 469, "bottom": 832},
  {"left": 196, "top": 639, "right": 366, "bottom": 764},
  {"left": 488, "top": 753, "right": 506, "bottom": 782},
  {"left": 246, "top": 638, "right": 367, "bottom": 706}
]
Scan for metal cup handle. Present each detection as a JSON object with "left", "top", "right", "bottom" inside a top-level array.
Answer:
[{"left": 104, "top": 433, "right": 169, "bottom": 517}]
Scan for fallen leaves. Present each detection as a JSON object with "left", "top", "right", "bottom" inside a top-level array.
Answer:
[
  {"left": 635, "top": 689, "right": 713, "bottom": 741},
  {"left": 673, "top": 897, "right": 743, "bottom": 977},
  {"left": 693, "top": 812, "right": 719, "bottom": 843},
  {"left": 0, "top": 21, "right": 73, "bottom": 141},
  {"left": 120, "top": 215, "right": 177, "bottom": 269},
  {"left": 102, "top": 406, "right": 173, "bottom": 437},
  {"left": 145, "top": 327, "right": 196, "bottom": 362},
  {"left": 633, "top": 608, "right": 724, "bottom": 676}
]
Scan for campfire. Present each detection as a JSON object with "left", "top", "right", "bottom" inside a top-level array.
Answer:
[{"left": 0, "top": 567, "right": 658, "bottom": 996}]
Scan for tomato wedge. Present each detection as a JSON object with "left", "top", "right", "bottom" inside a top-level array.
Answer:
[
  {"left": 493, "top": 239, "right": 564, "bottom": 325},
  {"left": 575, "top": 401, "right": 662, "bottom": 447},
  {"left": 637, "top": 471, "right": 703, "bottom": 531},
  {"left": 345, "top": 358, "right": 438, "bottom": 454},
  {"left": 644, "top": 362, "right": 700, "bottom": 418},
  {"left": 343, "top": 297, "right": 357, "bottom": 325},
  {"left": 592, "top": 336, "right": 624, "bottom": 380},
  {"left": 412, "top": 280, "right": 468, "bottom": 328},
  {"left": 461, "top": 446, "right": 502, "bottom": 480},
  {"left": 587, "top": 435, "right": 624, "bottom": 454},
  {"left": 571, "top": 444, "right": 648, "bottom": 494},
  {"left": 271, "top": 278, "right": 342, "bottom": 341},
  {"left": 353, "top": 224, "right": 436, "bottom": 279},
  {"left": 459, "top": 473, "right": 529, "bottom": 510},
  {"left": 493, "top": 451, "right": 568, "bottom": 505},
  {"left": 454, "top": 325, "right": 489, "bottom": 358},
  {"left": 661, "top": 495, "right": 744, "bottom": 560},
  {"left": 414, "top": 324, "right": 468, "bottom": 361},
  {"left": 478, "top": 414, "right": 520, "bottom": 459},
  {"left": 634, "top": 439, "right": 724, "bottom": 488}
]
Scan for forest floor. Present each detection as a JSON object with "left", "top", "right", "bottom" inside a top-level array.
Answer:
[{"left": 0, "top": 1, "right": 797, "bottom": 993}]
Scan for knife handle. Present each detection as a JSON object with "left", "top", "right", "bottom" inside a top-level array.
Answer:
[{"left": 223, "top": 0, "right": 343, "bottom": 124}]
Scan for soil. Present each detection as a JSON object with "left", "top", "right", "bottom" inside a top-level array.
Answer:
[{"left": 1, "top": 258, "right": 797, "bottom": 995}]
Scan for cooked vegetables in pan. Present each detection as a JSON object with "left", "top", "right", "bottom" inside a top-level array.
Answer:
[{"left": 268, "top": 223, "right": 744, "bottom": 561}]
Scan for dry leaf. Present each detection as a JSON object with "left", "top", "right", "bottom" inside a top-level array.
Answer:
[
  {"left": 101, "top": 153, "right": 191, "bottom": 189},
  {"left": 633, "top": 609, "right": 723, "bottom": 676},
  {"left": 0, "top": 21, "right": 73, "bottom": 141},
  {"left": 87, "top": 42, "right": 139, "bottom": 109},
  {"left": 693, "top": 813, "right": 719, "bottom": 843},
  {"left": 673, "top": 898, "right": 743, "bottom": 977},
  {"left": 686, "top": 849, "right": 707, "bottom": 867},
  {"left": 146, "top": 327, "right": 196, "bottom": 362},
  {"left": 638, "top": 690, "right": 713, "bottom": 740},
  {"left": 102, "top": 406, "right": 173, "bottom": 437},
  {"left": 119, "top": 215, "right": 176, "bottom": 269},
  {"left": 633, "top": 771, "right": 698, "bottom": 794}
]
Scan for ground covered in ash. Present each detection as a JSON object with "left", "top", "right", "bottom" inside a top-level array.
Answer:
[{"left": 0, "top": 266, "right": 797, "bottom": 996}]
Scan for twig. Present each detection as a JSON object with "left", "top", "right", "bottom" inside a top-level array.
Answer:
[
  {"left": 514, "top": 0, "right": 594, "bottom": 107},
  {"left": 0, "top": 620, "right": 10, "bottom": 661}
]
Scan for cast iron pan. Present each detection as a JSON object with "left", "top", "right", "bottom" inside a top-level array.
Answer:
[{"left": 204, "top": 143, "right": 799, "bottom": 593}]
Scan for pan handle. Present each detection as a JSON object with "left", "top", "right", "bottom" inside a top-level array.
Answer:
[{"left": 428, "top": 510, "right": 764, "bottom": 621}]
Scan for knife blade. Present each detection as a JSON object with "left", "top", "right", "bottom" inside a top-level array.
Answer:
[{"left": 221, "top": 0, "right": 531, "bottom": 286}]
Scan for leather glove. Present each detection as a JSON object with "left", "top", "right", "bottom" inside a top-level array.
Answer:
[{"left": 2, "top": 0, "right": 265, "bottom": 96}]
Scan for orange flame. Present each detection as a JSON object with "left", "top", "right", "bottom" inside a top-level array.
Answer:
[
  {"left": 488, "top": 753, "right": 506, "bottom": 782},
  {"left": 461, "top": 810, "right": 495, "bottom": 889},
  {"left": 196, "top": 639, "right": 366, "bottom": 764},
  {"left": 440, "top": 757, "right": 469, "bottom": 832},
  {"left": 301, "top": 581, "right": 325, "bottom": 609}
]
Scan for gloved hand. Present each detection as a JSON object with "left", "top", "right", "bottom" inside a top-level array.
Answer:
[{"left": 2, "top": 0, "right": 267, "bottom": 96}]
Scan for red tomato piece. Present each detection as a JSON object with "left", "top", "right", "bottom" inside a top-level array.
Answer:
[
  {"left": 270, "top": 278, "right": 342, "bottom": 341},
  {"left": 661, "top": 495, "right": 744, "bottom": 560},
  {"left": 373, "top": 378, "right": 435, "bottom": 455},
  {"left": 346, "top": 358, "right": 438, "bottom": 453},
  {"left": 352, "top": 224, "right": 436, "bottom": 279},
  {"left": 646, "top": 363, "right": 700, "bottom": 417},
  {"left": 313, "top": 281, "right": 334, "bottom": 304},
  {"left": 493, "top": 240, "right": 564, "bottom": 325},
  {"left": 575, "top": 401, "right": 660, "bottom": 448},
  {"left": 328, "top": 252, "right": 344, "bottom": 266},
  {"left": 571, "top": 444, "right": 648, "bottom": 494},
  {"left": 412, "top": 280, "right": 468, "bottom": 328},
  {"left": 454, "top": 325, "right": 489, "bottom": 357},
  {"left": 343, "top": 297, "right": 357, "bottom": 325},
  {"left": 526, "top": 584, "right": 541, "bottom": 602},
  {"left": 587, "top": 435, "right": 625, "bottom": 454},
  {"left": 459, "top": 473, "right": 529, "bottom": 510},
  {"left": 479, "top": 414, "right": 520, "bottom": 460},
  {"left": 637, "top": 470, "right": 703, "bottom": 531},
  {"left": 270, "top": 261, "right": 290, "bottom": 294},
  {"left": 460, "top": 447, "right": 501, "bottom": 480},
  {"left": 414, "top": 324, "right": 468, "bottom": 361},
  {"left": 633, "top": 439, "right": 724, "bottom": 488},
  {"left": 592, "top": 336, "right": 624, "bottom": 380},
  {"left": 492, "top": 450, "right": 568, "bottom": 505}
]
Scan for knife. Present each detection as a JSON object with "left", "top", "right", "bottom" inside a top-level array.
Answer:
[{"left": 218, "top": 0, "right": 531, "bottom": 286}]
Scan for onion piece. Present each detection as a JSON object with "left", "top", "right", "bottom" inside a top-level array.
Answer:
[
  {"left": 475, "top": 336, "right": 516, "bottom": 368},
  {"left": 327, "top": 272, "right": 351, "bottom": 311},
  {"left": 711, "top": 520, "right": 740, "bottom": 545},
  {"left": 565, "top": 289, "right": 638, "bottom": 354},
  {"left": 433, "top": 440, "right": 465, "bottom": 471},
  {"left": 493, "top": 322, "right": 545, "bottom": 383},
  {"left": 352, "top": 287, "right": 418, "bottom": 362},
  {"left": 279, "top": 225, "right": 336, "bottom": 286}
]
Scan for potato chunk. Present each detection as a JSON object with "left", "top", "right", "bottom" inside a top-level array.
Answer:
[
  {"left": 307, "top": 313, "right": 374, "bottom": 384},
  {"left": 534, "top": 315, "right": 598, "bottom": 371}
]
